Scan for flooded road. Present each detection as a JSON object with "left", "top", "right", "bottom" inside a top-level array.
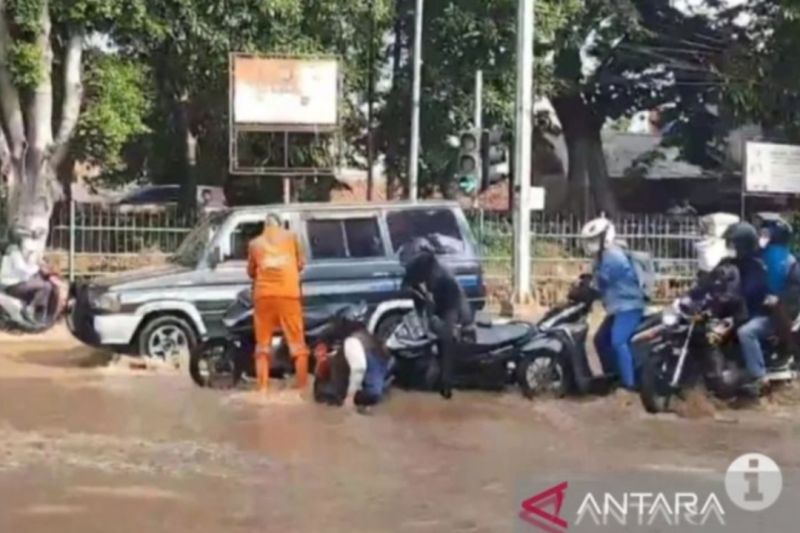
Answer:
[{"left": 0, "top": 335, "right": 798, "bottom": 532}]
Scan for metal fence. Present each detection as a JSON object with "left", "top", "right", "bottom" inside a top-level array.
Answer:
[
  {"left": 468, "top": 211, "right": 701, "bottom": 304},
  {"left": 0, "top": 202, "right": 701, "bottom": 304}
]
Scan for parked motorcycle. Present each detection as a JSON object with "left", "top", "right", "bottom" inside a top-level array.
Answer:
[
  {"left": 189, "top": 289, "right": 367, "bottom": 389},
  {"left": 639, "top": 297, "right": 799, "bottom": 413},
  {"left": 385, "top": 290, "right": 536, "bottom": 393},
  {"left": 0, "top": 273, "right": 69, "bottom": 333},
  {"left": 517, "top": 275, "right": 664, "bottom": 398}
]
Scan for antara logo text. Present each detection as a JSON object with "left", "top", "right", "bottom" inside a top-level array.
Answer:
[{"left": 520, "top": 482, "right": 726, "bottom": 531}]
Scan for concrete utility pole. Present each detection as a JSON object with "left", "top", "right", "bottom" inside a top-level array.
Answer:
[
  {"left": 512, "top": 0, "right": 534, "bottom": 303},
  {"left": 473, "top": 69, "right": 483, "bottom": 208},
  {"left": 408, "top": 0, "right": 424, "bottom": 202}
]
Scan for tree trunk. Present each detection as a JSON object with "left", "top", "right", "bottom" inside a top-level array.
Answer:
[
  {"left": 552, "top": 94, "right": 617, "bottom": 217},
  {"left": 0, "top": 3, "right": 83, "bottom": 259}
]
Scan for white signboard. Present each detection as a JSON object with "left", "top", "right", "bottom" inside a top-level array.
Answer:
[
  {"left": 745, "top": 141, "right": 800, "bottom": 195},
  {"left": 529, "top": 186, "right": 546, "bottom": 211},
  {"left": 232, "top": 56, "right": 339, "bottom": 127}
]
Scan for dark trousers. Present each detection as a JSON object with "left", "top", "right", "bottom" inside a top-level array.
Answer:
[
  {"left": 431, "top": 309, "right": 459, "bottom": 392},
  {"left": 6, "top": 275, "right": 52, "bottom": 316}
]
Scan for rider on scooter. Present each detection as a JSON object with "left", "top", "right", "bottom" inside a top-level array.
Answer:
[
  {"left": 0, "top": 228, "right": 53, "bottom": 322},
  {"left": 580, "top": 217, "right": 646, "bottom": 391},
  {"left": 754, "top": 213, "right": 800, "bottom": 363}
]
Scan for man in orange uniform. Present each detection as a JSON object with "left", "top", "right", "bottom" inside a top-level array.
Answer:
[{"left": 247, "top": 215, "right": 309, "bottom": 393}]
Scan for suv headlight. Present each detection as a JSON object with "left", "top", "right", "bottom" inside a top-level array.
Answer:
[{"left": 92, "top": 292, "right": 121, "bottom": 312}]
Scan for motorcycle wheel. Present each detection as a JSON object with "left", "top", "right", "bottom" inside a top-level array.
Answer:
[
  {"left": 639, "top": 346, "right": 678, "bottom": 414},
  {"left": 517, "top": 352, "right": 568, "bottom": 399},
  {"left": 189, "top": 341, "right": 240, "bottom": 389}
]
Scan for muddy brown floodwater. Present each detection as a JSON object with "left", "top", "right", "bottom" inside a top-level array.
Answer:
[{"left": 0, "top": 334, "right": 798, "bottom": 533}]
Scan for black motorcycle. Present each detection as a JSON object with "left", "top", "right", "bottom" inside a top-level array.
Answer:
[
  {"left": 639, "top": 297, "right": 799, "bottom": 413},
  {"left": 517, "top": 276, "right": 664, "bottom": 398},
  {"left": 385, "top": 289, "right": 536, "bottom": 392},
  {"left": 189, "top": 290, "right": 362, "bottom": 389}
]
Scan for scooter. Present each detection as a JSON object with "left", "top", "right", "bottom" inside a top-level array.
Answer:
[
  {"left": 0, "top": 273, "right": 69, "bottom": 333},
  {"left": 384, "top": 290, "right": 536, "bottom": 393},
  {"left": 189, "top": 289, "right": 368, "bottom": 389},
  {"left": 516, "top": 275, "right": 664, "bottom": 398},
  {"left": 639, "top": 297, "right": 798, "bottom": 413}
]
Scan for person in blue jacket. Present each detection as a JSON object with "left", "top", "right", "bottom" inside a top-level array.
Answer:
[
  {"left": 580, "top": 217, "right": 646, "bottom": 390},
  {"left": 754, "top": 214, "right": 800, "bottom": 366}
]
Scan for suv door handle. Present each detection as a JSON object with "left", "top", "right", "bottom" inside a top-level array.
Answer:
[{"left": 372, "top": 272, "right": 391, "bottom": 278}]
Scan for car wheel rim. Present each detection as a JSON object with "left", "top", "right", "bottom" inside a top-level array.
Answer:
[
  {"left": 148, "top": 325, "right": 189, "bottom": 368},
  {"left": 526, "top": 357, "right": 563, "bottom": 394}
]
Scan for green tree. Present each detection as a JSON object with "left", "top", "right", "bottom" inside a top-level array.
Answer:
[{"left": 0, "top": 0, "right": 150, "bottom": 244}]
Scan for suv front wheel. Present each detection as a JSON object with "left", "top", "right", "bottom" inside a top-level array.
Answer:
[{"left": 137, "top": 315, "right": 197, "bottom": 369}]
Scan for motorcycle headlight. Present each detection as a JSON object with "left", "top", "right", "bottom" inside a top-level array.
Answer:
[
  {"left": 91, "top": 292, "right": 121, "bottom": 313},
  {"left": 662, "top": 311, "right": 679, "bottom": 327}
]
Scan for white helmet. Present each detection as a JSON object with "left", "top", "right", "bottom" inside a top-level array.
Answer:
[
  {"left": 694, "top": 213, "right": 740, "bottom": 272},
  {"left": 580, "top": 217, "right": 616, "bottom": 255}
]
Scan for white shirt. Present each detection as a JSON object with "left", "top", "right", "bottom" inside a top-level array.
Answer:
[
  {"left": 0, "top": 245, "right": 39, "bottom": 286},
  {"left": 343, "top": 336, "right": 368, "bottom": 399}
]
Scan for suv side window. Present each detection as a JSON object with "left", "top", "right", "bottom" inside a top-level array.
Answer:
[
  {"left": 307, "top": 217, "right": 384, "bottom": 260},
  {"left": 386, "top": 209, "right": 465, "bottom": 254},
  {"left": 307, "top": 220, "right": 346, "bottom": 260},
  {"left": 228, "top": 221, "right": 264, "bottom": 261}
]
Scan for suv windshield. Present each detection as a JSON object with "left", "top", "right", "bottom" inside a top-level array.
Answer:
[{"left": 171, "top": 213, "right": 224, "bottom": 267}]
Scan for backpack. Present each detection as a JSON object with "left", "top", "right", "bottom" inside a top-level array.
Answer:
[{"left": 626, "top": 250, "right": 656, "bottom": 300}]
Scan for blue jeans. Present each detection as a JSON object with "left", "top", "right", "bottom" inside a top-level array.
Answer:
[
  {"left": 737, "top": 316, "right": 772, "bottom": 380},
  {"left": 594, "top": 309, "right": 645, "bottom": 390}
]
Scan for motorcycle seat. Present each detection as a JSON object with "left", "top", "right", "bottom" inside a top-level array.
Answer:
[
  {"left": 304, "top": 304, "right": 351, "bottom": 330},
  {"left": 470, "top": 322, "right": 533, "bottom": 349}
]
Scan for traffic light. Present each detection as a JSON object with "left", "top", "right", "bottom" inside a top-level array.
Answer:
[
  {"left": 457, "top": 130, "right": 481, "bottom": 194},
  {"left": 480, "top": 128, "right": 508, "bottom": 191}
]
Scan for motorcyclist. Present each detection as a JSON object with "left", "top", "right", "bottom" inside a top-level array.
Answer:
[
  {"left": 724, "top": 222, "right": 771, "bottom": 391},
  {"left": 0, "top": 229, "right": 53, "bottom": 322},
  {"left": 399, "top": 236, "right": 474, "bottom": 400},
  {"left": 580, "top": 217, "right": 646, "bottom": 391},
  {"left": 313, "top": 305, "right": 392, "bottom": 412},
  {"left": 688, "top": 213, "right": 746, "bottom": 321},
  {"left": 754, "top": 213, "right": 800, "bottom": 361}
]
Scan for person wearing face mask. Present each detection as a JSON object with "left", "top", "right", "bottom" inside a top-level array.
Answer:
[
  {"left": 755, "top": 213, "right": 800, "bottom": 362},
  {"left": 580, "top": 217, "right": 646, "bottom": 391}
]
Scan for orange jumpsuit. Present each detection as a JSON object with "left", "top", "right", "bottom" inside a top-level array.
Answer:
[{"left": 247, "top": 225, "right": 309, "bottom": 391}]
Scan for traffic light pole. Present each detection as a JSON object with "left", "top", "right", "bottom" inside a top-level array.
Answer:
[
  {"left": 408, "top": 0, "right": 424, "bottom": 202},
  {"left": 473, "top": 69, "right": 483, "bottom": 208},
  {"left": 512, "top": 0, "right": 534, "bottom": 304}
]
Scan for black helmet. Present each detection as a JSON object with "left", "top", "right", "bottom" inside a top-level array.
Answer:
[
  {"left": 398, "top": 237, "right": 436, "bottom": 268},
  {"left": 724, "top": 222, "right": 759, "bottom": 258},
  {"left": 755, "top": 212, "right": 792, "bottom": 246}
]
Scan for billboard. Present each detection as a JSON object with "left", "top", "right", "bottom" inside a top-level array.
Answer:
[
  {"left": 745, "top": 141, "right": 800, "bottom": 195},
  {"left": 231, "top": 55, "right": 339, "bottom": 128}
]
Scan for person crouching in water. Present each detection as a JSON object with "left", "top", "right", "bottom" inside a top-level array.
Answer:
[
  {"left": 580, "top": 217, "right": 646, "bottom": 391},
  {"left": 247, "top": 214, "right": 309, "bottom": 394},
  {"left": 313, "top": 306, "right": 392, "bottom": 412}
]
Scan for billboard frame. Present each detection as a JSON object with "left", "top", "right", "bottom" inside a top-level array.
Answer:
[
  {"left": 741, "top": 140, "right": 800, "bottom": 216},
  {"left": 228, "top": 52, "right": 343, "bottom": 177}
]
